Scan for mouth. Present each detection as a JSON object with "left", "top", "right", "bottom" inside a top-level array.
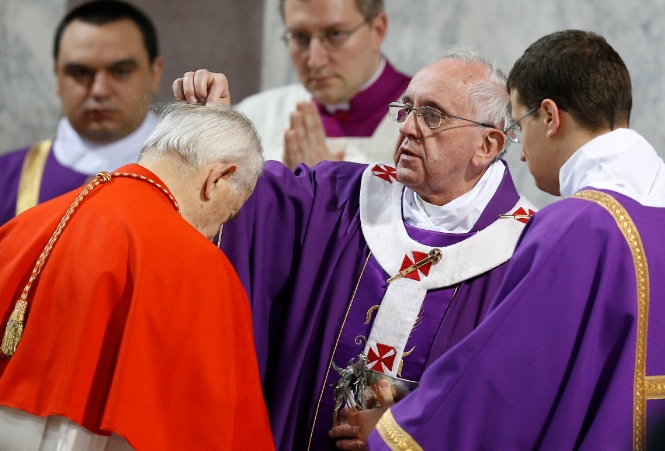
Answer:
[
  {"left": 308, "top": 74, "right": 335, "bottom": 85},
  {"left": 398, "top": 146, "right": 420, "bottom": 161},
  {"left": 86, "top": 108, "right": 116, "bottom": 121}
]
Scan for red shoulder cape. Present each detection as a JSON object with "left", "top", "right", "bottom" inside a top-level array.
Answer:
[{"left": 0, "top": 164, "right": 273, "bottom": 450}]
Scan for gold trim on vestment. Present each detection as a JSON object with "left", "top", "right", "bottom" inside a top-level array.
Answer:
[
  {"left": 572, "top": 190, "right": 652, "bottom": 451},
  {"left": 645, "top": 376, "right": 665, "bottom": 400},
  {"left": 376, "top": 408, "right": 424, "bottom": 451},
  {"left": 16, "top": 139, "right": 52, "bottom": 216},
  {"left": 307, "top": 252, "right": 373, "bottom": 450}
]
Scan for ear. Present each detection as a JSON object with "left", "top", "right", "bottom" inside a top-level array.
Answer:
[
  {"left": 471, "top": 129, "right": 505, "bottom": 167},
  {"left": 150, "top": 56, "right": 164, "bottom": 94},
  {"left": 541, "top": 99, "right": 561, "bottom": 138},
  {"left": 203, "top": 162, "right": 237, "bottom": 201},
  {"left": 370, "top": 12, "right": 388, "bottom": 51}
]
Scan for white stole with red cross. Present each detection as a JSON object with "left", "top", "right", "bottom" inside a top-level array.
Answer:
[{"left": 360, "top": 163, "right": 536, "bottom": 377}]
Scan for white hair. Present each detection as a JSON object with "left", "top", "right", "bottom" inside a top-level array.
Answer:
[
  {"left": 441, "top": 46, "right": 512, "bottom": 155},
  {"left": 140, "top": 102, "right": 264, "bottom": 193}
]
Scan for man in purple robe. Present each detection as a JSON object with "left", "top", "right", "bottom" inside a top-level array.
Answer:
[
  {"left": 175, "top": 47, "right": 535, "bottom": 451},
  {"left": 234, "top": 0, "right": 410, "bottom": 167},
  {"left": 0, "top": 0, "right": 163, "bottom": 227},
  {"left": 354, "top": 30, "right": 665, "bottom": 451}
]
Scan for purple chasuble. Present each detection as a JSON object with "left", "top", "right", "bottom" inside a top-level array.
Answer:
[
  {"left": 0, "top": 145, "right": 88, "bottom": 226},
  {"left": 314, "top": 61, "right": 410, "bottom": 138},
  {"left": 220, "top": 160, "right": 521, "bottom": 451},
  {"left": 367, "top": 190, "right": 665, "bottom": 451}
]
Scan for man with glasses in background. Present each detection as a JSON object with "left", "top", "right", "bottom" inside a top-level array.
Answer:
[
  {"left": 175, "top": 47, "right": 534, "bottom": 451},
  {"left": 235, "top": 0, "right": 410, "bottom": 168}
]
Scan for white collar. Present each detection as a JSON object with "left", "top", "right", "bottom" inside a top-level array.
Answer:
[
  {"left": 559, "top": 128, "right": 665, "bottom": 207},
  {"left": 323, "top": 58, "right": 386, "bottom": 114},
  {"left": 402, "top": 160, "right": 505, "bottom": 233},
  {"left": 52, "top": 111, "right": 158, "bottom": 175}
]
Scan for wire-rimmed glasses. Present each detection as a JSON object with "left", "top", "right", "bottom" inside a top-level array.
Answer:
[
  {"left": 388, "top": 102, "right": 494, "bottom": 130},
  {"left": 504, "top": 106, "right": 540, "bottom": 143},
  {"left": 282, "top": 21, "right": 367, "bottom": 52}
]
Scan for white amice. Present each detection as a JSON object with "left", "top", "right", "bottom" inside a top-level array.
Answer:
[
  {"left": 559, "top": 128, "right": 665, "bottom": 207},
  {"left": 403, "top": 159, "right": 506, "bottom": 233},
  {"left": 52, "top": 111, "right": 158, "bottom": 175}
]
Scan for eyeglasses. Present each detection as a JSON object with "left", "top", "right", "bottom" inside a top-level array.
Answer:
[
  {"left": 504, "top": 106, "right": 540, "bottom": 143},
  {"left": 282, "top": 21, "right": 368, "bottom": 52},
  {"left": 388, "top": 102, "right": 495, "bottom": 130}
]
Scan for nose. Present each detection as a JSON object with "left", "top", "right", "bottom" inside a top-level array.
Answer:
[
  {"left": 306, "top": 37, "right": 329, "bottom": 70},
  {"left": 89, "top": 71, "right": 111, "bottom": 99},
  {"left": 399, "top": 109, "right": 421, "bottom": 140}
]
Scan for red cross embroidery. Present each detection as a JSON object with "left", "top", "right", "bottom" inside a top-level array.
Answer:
[
  {"left": 367, "top": 343, "right": 397, "bottom": 373},
  {"left": 509, "top": 207, "right": 536, "bottom": 224},
  {"left": 399, "top": 251, "right": 432, "bottom": 281},
  {"left": 372, "top": 164, "right": 398, "bottom": 183}
]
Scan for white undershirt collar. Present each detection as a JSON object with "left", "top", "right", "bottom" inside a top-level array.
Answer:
[
  {"left": 402, "top": 160, "right": 505, "bottom": 233},
  {"left": 52, "top": 111, "right": 158, "bottom": 175},
  {"left": 559, "top": 128, "right": 665, "bottom": 207},
  {"left": 323, "top": 58, "right": 386, "bottom": 114}
]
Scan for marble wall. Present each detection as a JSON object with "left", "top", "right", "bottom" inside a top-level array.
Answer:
[
  {"left": 0, "top": 0, "right": 65, "bottom": 155},
  {"left": 260, "top": 0, "right": 665, "bottom": 207}
]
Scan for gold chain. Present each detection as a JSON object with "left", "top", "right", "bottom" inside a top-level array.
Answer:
[{"left": 0, "top": 171, "right": 180, "bottom": 358}]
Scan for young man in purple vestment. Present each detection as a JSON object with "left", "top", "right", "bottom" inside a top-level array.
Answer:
[
  {"left": 346, "top": 30, "right": 665, "bottom": 451},
  {"left": 0, "top": 0, "right": 163, "bottom": 227},
  {"left": 233, "top": 0, "right": 410, "bottom": 167},
  {"left": 174, "top": 46, "right": 535, "bottom": 451}
]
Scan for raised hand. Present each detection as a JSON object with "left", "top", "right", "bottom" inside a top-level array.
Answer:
[{"left": 172, "top": 69, "right": 231, "bottom": 106}]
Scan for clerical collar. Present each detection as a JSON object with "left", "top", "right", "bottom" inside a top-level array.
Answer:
[
  {"left": 323, "top": 58, "right": 387, "bottom": 114},
  {"left": 52, "top": 111, "right": 158, "bottom": 175},
  {"left": 559, "top": 128, "right": 665, "bottom": 207},
  {"left": 402, "top": 160, "right": 505, "bottom": 233}
]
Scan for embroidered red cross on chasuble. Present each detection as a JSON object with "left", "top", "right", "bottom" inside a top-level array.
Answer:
[
  {"left": 367, "top": 343, "right": 398, "bottom": 373},
  {"left": 372, "top": 164, "right": 398, "bottom": 183},
  {"left": 399, "top": 251, "right": 434, "bottom": 281},
  {"left": 508, "top": 207, "right": 536, "bottom": 223}
]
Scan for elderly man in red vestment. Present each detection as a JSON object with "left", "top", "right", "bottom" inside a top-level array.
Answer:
[{"left": 0, "top": 103, "right": 274, "bottom": 451}]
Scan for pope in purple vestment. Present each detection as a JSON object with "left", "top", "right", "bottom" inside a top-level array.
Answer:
[
  {"left": 173, "top": 46, "right": 534, "bottom": 451},
  {"left": 220, "top": 159, "right": 533, "bottom": 451}
]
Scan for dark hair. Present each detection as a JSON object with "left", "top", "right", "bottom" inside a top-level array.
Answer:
[
  {"left": 53, "top": 0, "right": 159, "bottom": 63},
  {"left": 279, "top": 0, "right": 384, "bottom": 23},
  {"left": 507, "top": 30, "right": 632, "bottom": 131}
]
